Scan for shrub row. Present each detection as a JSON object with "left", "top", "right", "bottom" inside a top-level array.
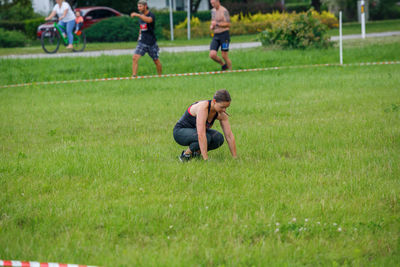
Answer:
[
  {"left": 0, "top": 20, "right": 25, "bottom": 32},
  {"left": 0, "top": 18, "right": 44, "bottom": 39},
  {"left": 169, "top": 10, "right": 338, "bottom": 39},
  {"left": 0, "top": 8, "right": 338, "bottom": 46}
]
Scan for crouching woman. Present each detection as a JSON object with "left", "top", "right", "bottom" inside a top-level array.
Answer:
[{"left": 173, "top": 89, "right": 237, "bottom": 161}]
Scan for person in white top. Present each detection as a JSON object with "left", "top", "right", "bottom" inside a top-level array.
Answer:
[{"left": 45, "top": 0, "right": 76, "bottom": 49}]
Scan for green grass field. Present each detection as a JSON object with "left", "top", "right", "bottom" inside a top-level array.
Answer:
[
  {"left": 0, "top": 36, "right": 399, "bottom": 266},
  {"left": 1, "top": 36, "right": 400, "bottom": 86}
]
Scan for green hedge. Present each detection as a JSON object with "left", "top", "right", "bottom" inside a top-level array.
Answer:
[
  {"left": 0, "top": 18, "right": 44, "bottom": 39},
  {"left": 85, "top": 16, "right": 140, "bottom": 43},
  {"left": 0, "top": 28, "right": 26, "bottom": 47},
  {"left": 0, "top": 20, "right": 25, "bottom": 32},
  {"left": 24, "top": 18, "right": 45, "bottom": 39}
]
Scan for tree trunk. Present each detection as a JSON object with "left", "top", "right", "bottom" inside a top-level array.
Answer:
[
  {"left": 311, "top": 0, "right": 321, "bottom": 12},
  {"left": 191, "top": 0, "right": 202, "bottom": 13}
]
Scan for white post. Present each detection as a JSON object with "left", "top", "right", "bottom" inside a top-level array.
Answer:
[
  {"left": 169, "top": 0, "right": 174, "bottom": 41},
  {"left": 361, "top": 0, "right": 366, "bottom": 39},
  {"left": 339, "top": 11, "right": 343, "bottom": 65},
  {"left": 187, "top": 0, "right": 191, "bottom": 40}
]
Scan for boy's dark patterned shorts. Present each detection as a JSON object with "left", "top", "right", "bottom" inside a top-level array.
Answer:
[{"left": 134, "top": 42, "right": 160, "bottom": 60}]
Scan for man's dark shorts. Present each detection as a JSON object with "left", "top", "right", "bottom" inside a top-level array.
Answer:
[
  {"left": 134, "top": 42, "right": 160, "bottom": 60},
  {"left": 210, "top": 31, "right": 230, "bottom": 52}
]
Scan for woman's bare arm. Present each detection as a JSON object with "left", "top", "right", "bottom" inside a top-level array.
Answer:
[{"left": 220, "top": 114, "right": 237, "bottom": 158}]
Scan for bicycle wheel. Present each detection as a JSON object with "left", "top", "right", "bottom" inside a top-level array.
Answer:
[
  {"left": 72, "top": 31, "right": 86, "bottom": 52},
  {"left": 41, "top": 28, "right": 60, "bottom": 54}
]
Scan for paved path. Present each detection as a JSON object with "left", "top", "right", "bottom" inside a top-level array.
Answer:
[{"left": 2, "top": 31, "right": 399, "bottom": 59}]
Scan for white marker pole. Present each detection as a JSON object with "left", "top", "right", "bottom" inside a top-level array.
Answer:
[
  {"left": 169, "top": 0, "right": 174, "bottom": 41},
  {"left": 187, "top": 0, "right": 191, "bottom": 40},
  {"left": 361, "top": 0, "right": 366, "bottom": 39},
  {"left": 339, "top": 11, "right": 343, "bottom": 65}
]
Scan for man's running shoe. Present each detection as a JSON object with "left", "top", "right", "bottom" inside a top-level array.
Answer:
[
  {"left": 221, "top": 64, "right": 228, "bottom": 71},
  {"left": 179, "top": 151, "right": 191, "bottom": 162}
]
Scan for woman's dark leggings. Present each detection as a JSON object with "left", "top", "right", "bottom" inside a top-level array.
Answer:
[{"left": 173, "top": 127, "right": 224, "bottom": 152}]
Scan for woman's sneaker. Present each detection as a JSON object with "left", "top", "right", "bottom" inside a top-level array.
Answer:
[{"left": 179, "top": 151, "right": 191, "bottom": 162}]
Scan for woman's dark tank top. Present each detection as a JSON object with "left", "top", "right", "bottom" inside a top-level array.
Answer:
[{"left": 174, "top": 100, "right": 218, "bottom": 130}]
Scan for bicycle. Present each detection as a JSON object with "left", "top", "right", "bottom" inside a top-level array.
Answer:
[{"left": 41, "top": 22, "right": 86, "bottom": 54}]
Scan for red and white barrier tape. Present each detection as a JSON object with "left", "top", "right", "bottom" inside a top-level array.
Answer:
[
  {"left": 1, "top": 61, "right": 399, "bottom": 89},
  {"left": 0, "top": 260, "right": 98, "bottom": 267}
]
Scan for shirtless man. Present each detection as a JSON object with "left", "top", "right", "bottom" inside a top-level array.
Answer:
[{"left": 209, "top": 0, "right": 232, "bottom": 71}]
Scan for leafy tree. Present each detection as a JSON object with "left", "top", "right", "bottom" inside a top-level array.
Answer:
[
  {"left": 0, "top": 0, "right": 37, "bottom": 20},
  {"left": 311, "top": 0, "right": 321, "bottom": 12}
]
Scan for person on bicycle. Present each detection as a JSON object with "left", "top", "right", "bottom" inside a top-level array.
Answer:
[
  {"left": 130, "top": 0, "right": 162, "bottom": 77},
  {"left": 45, "top": 0, "right": 76, "bottom": 49}
]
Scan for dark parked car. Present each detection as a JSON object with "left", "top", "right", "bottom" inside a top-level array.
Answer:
[{"left": 37, "top": 6, "right": 123, "bottom": 38}]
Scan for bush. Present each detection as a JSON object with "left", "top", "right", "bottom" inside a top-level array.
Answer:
[
  {"left": 194, "top": 11, "right": 212, "bottom": 22},
  {"left": 311, "top": 10, "right": 338, "bottom": 29},
  {"left": 172, "top": 22, "right": 210, "bottom": 39},
  {"left": 175, "top": 17, "right": 202, "bottom": 29},
  {"left": 154, "top": 11, "right": 187, "bottom": 29},
  {"left": 259, "top": 11, "right": 332, "bottom": 49},
  {"left": 0, "top": 28, "right": 27, "bottom": 47}
]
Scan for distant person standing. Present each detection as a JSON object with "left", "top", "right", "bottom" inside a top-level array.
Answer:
[
  {"left": 209, "top": 0, "right": 232, "bottom": 71},
  {"left": 130, "top": 0, "right": 162, "bottom": 77}
]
